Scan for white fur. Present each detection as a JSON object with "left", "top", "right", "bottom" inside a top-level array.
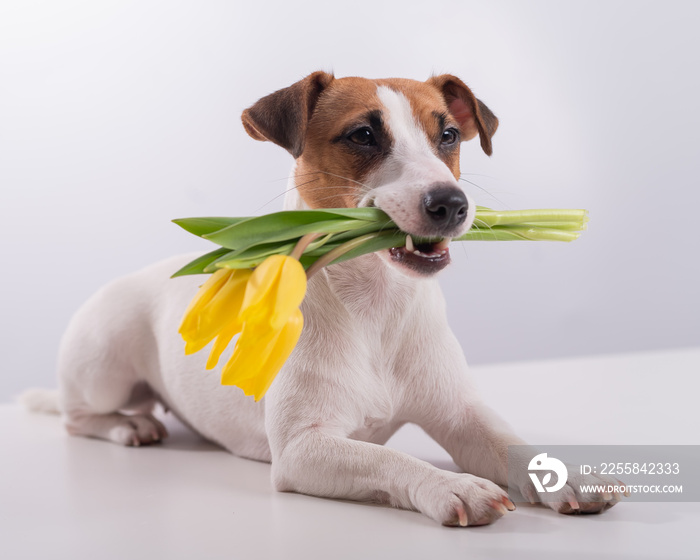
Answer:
[
  {"left": 53, "top": 83, "right": 619, "bottom": 524},
  {"left": 17, "top": 388, "right": 60, "bottom": 415},
  {"left": 362, "top": 86, "right": 477, "bottom": 238}
]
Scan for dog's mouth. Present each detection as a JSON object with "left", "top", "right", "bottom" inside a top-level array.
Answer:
[{"left": 388, "top": 235, "right": 451, "bottom": 275}]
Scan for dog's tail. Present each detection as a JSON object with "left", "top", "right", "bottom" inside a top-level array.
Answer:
[{"left": 17, "top": 388, "right": 61, "bottom": 415}]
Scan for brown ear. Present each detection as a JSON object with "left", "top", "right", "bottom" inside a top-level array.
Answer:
[
  {"left": 426, "top": 74, "right": 499, "bottom": 156},
  {"left": 241, "top": 71, "right": 334, "bottom": 158}
]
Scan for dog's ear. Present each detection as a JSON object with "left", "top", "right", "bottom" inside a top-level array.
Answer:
[
  {"left": 427, "top": 74, "right": 498, "bottom": 156},
  {"left": 241, "top": 71, "right": 334, "bottom": 158}
]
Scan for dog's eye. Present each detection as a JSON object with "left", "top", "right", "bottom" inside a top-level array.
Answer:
[
  {"left": 441, "top": 128, "right": 459, "bottom": 146},
  {"left": 348, "top": 127, "right": 376, "bottom": 147}
]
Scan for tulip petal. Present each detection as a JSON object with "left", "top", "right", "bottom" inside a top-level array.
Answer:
[
  {"left": 240, "top": 309, "right": 304, "bottom": 400},
  {"left": 220, "top": 309, "right": 303, "bottom": 400},
  {"left": 185, "top": 339, "right": 210, "bottom": 355},
  {"left": 269, "top": 258, "right": 307, "bottom": 330},
  {"left": 205, "top": 319, "right": 243, "bottom": 370},
  {"left": 239, "top": 255, "right": 285, "bottom": 317},
  {"left": 220, "top": 321, "right": 280, "bottom": 386},
  {"left": 179, "top": 269, "right": 231, "bottom": 336},
  {"left": 182, "top": 255, "right": 307, "bottom": 400},
  {"left": 180, "top": 268, "right": 251, "bottom": 352},
  {"left": 194, "top": 268, "right": 251, "bottom": 341},
  {"left": 239, "top": 255, "right": 307, "bottom": 330}
]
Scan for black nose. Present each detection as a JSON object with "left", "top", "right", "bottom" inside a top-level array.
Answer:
[{"left": 423, "top": 186, "right": 468, "bottom": 231}]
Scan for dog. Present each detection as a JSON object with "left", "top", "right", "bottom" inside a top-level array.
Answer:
[{"left": 43, "top": 72, "right": 620, "bottom": 526}]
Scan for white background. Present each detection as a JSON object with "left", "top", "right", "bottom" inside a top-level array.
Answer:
[{"left": 1, "top": 0, "right": 698, "bottom": 401}]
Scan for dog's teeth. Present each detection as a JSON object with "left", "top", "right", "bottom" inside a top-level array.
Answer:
[
  {"left": 405, "top": 235, "right": 415, "bottom": 253},
  {"left": 411, "top": 248, "right": 448, "bottom": 258},
  {"left": 404, "top": 237, "right": 451, "bottom": 259},
  {"left": 435, "top": 238, "right": 451, "bottom": 252}
]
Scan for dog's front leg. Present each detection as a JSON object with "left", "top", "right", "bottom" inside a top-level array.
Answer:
[
  {"left": 265, "top": 382, "right": 513, "bottom": 526},
  {"left": 426, "top": 401, "right": 623, "bottom": 513},
  {"left": 418, "top": 341, "right": 622, "bottom": 514}
]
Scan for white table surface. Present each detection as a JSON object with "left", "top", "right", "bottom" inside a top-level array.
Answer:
[{"left": 2, "top": 348, "right": 699, "bottom": 560}]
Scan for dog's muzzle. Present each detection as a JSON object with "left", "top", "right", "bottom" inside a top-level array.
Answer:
[{"left": 361, "top": 182, "right": 474, "bottom": 276}]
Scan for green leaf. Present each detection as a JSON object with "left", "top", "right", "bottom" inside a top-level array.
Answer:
[
  {"left": 172, "top": 217, "right": 250, "bottom": 237},
  {"left": 302, "top": 241, "right": 343, "bottom": 257},
  {"left": 307, "top": 207, "right": 391, "bottom": 222},
  {"left": 322, "top": 219, "right": 397, "bottom": 243},
  {"left": 170, "top": 247, "right": 231, "bottom": 277},
  {"left": 205, "top": 257, "right": 269, "bottom": 271},
  {"left": 206, "top": 232, "right": 340, "bottom": 271},
  {"left": 306, "top": 232, "right": 336, "bottom": 251},
  {"left": 209, "top": 241, "right": 296, "bottom": 269},
  {"left": 324, "top": 231, "right": 407, "bottom": 266},
  {"left": 203, "top": 213, "right": 377, "bottom": 252}
]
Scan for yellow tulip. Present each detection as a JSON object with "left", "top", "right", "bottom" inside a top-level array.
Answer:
[
  {"left": 218, "top": 255, "right": 307, "bottom": 400},
  {"left": 221, "top": 308, "right": 304, "bottom": 400},
  {"left": 178, "top": 267, "right": 251, "bottom": 357},
  {"left": 239, "top": 254, "right": 307, "bottom": 329},
  {"left": 179, "top": 254, "right": 307, "bottom": 401}
]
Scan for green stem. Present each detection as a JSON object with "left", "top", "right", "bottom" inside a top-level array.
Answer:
[
  {"left": 291, "top": 232, "right": 323, "bottom": 260},
  {"left": 456, "top": 226, "right": 582, "bottom": 242},
  {"left": 305, "top": 232, "right": 383, "bottom": 279},
  {"left": 474, "top": 208, "right": 588, "bottom": 228}
]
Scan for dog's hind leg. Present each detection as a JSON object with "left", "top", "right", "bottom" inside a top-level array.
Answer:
[
  {"left": 61, "top": 376, "right": 168, "bottom": 447},
  {"left": 57, "top": 278, "right": 168, "bottom": 447},
  {"left": 59, "top": 339, "right": 168, "bottom": 447},
  {"left": 64, "top": 410, "right": 167, "bottom": 447}
]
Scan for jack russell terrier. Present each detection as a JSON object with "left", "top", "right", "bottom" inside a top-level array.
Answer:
[{"left": 41, "top": 72, "right": 619, "bottom": 526}]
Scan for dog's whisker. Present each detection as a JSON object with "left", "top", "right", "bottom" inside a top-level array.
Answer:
[
  {"left": 307, "top": 169, "right": 371, "bottom": 190},
  {"left": 459, "top": 177, "right": 510, "bottom": 209},
  {"left": 258, "top": 168, "right": 375, "bottom": 212},
  {"left": 460, "top": 173, "right": 498, "bottom": 179},
  {"left": 470, "top": 221, "right": 498, "bottom": 241},
  {"left": 257, "top": 177, "right": 371, "bottom": 212},
  {"left": 255, "top": 178, "right": 322, "bottom": 212},
  {"left": 293, "top": 186, "right": 363, "bottom": 200},
  {"left": 459, "top": 237, "right": 470, "bottom": 262},
  {"left": 266, "top": 169, "right": 372, "bottom": 190},
  {"left": 262, "top": 170, "right": 341, "bottom": 184}
]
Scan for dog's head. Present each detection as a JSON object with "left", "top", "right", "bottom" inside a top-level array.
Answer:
[{"left": 242, "top": 72, "right": 498, "bottom": 277}]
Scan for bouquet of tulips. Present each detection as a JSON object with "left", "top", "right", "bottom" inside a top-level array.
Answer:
[{"left": 174, "top": 207, "right": 588, "bottom": 400}]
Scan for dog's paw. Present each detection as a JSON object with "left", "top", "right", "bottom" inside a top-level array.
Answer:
[
  {"left": 66, "top": 411, "right": 168, "bottom": 447},
  {"left": 110, "top": 413, "right": 169, "bottom": 447},
  {"left": 414, "top": 472, "right": 515, "bottom": 527},
  {"left": 519, "top": 470, "right": 625, "bottom": 515}
]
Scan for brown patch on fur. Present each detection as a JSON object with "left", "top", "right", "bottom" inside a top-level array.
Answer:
[
  {"left": 241, "top": 72, "right": 498, "bottom": 210},
  {"left": 296, "top": 77, "right": 390, "bottom": 208},
  {"left": 297, "top": 77, "right": 467, "bottom": 208},
  {"left": 426, "top": 75, "right": 499, "bottom": 156},
  {"left": 241, "top": 71, "right": 334, "bottom": 158}
]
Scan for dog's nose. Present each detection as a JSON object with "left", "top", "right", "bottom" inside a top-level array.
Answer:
[{"left": 423, "top": 186, "right": 468, "bottom": 231}]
